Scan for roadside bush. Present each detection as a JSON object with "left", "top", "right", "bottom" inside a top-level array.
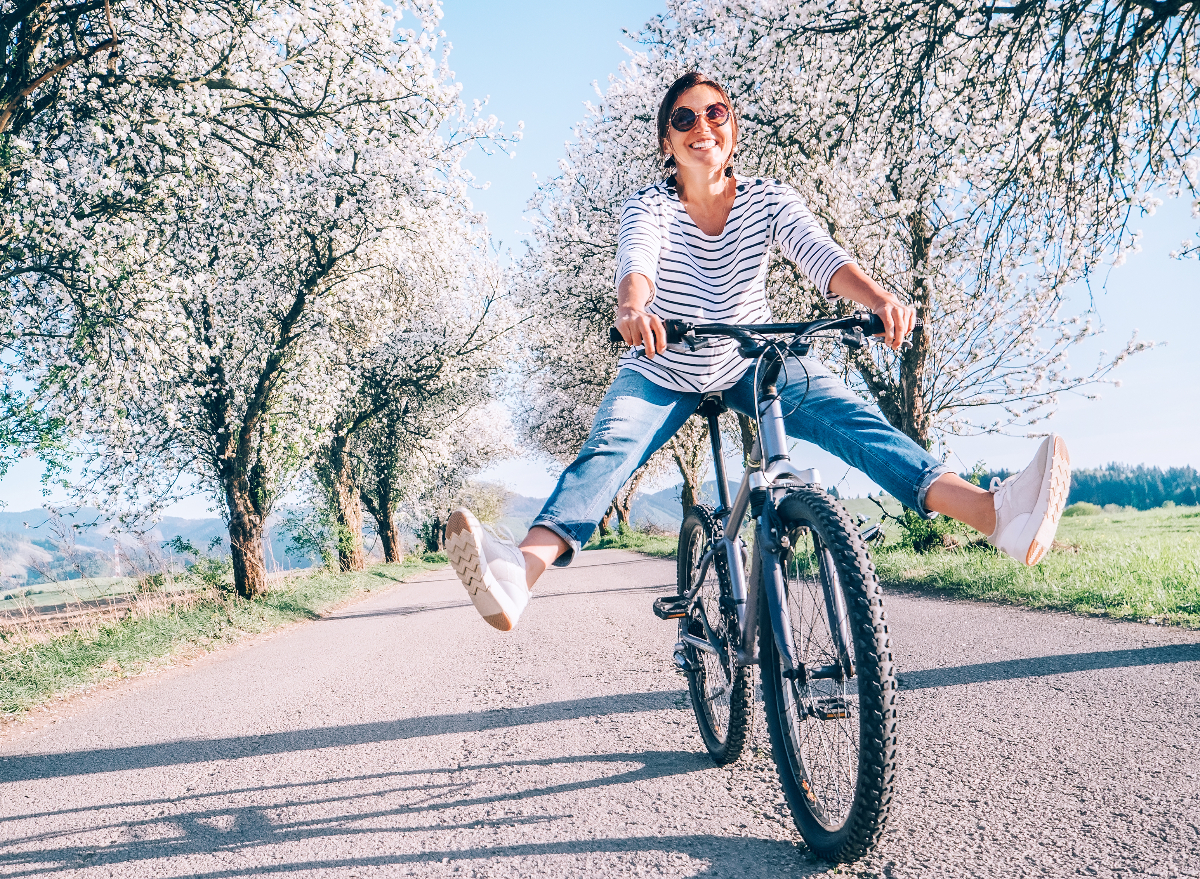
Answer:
[{"left": 1063, "top": 502, "right": 1101, "bottom": 517}]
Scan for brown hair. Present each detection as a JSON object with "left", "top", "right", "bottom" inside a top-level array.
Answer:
[{"left": 656, "top": 71, "right": 738, "bottom": 177}]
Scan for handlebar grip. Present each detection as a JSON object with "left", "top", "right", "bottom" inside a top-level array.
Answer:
[
  {"left": 609, "top": 320, "right": 691, "bottom": 346},
  {"left": 861, "top": 314, "right": 924, "bottom": 337}
]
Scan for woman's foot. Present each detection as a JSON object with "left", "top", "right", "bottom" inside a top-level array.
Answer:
[
  {"left": 988, "top": 434, "right": 1071, "bottom": 566},
  {"left": 446, "top": 509, "right": 529, "bottom": 632}
]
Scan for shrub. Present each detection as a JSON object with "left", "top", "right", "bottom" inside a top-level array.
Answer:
[{"left": 1063, "top": 502, "right": 1101, "bottom": 517}]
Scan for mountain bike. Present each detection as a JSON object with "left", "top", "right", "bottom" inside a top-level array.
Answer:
[{"left": 610, "top": 313, "right": 905, "bottom": 861}]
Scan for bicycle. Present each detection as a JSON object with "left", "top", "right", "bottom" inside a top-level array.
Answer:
[{"left": 610, "top": 312, "right": 905, "bottom": 861}]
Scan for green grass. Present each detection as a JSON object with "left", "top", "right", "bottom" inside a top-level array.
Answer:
[
  {"left": 584, "top": 524, "right": 678, "bottom": 559},
  {"left": 873, "top": 506, "right": 1200, "bottom": 627},
  {"left": 582, "top": 505, "right": 1200, "bottom": 629},
  {"left": 0, "top": 555, "right": 447, "bottom": 719}
]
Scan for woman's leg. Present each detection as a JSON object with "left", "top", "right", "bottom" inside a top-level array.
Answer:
[
  {"left": 723, "top": 358, "right": 953, "bottom": 519},
  {"left": 519, "top": 527, "right": 569, "bottom": 589},
  {"left": 525, "top": 369, "right": 699, "bottom": 577},
  {"left": 447, "top": 368, "right": 699, "bottom": 631},
  {"left": 924, "top": 475, "right": 996, "bottom": 534},
  {"left": 724, "top": 359, "right": 1068, "bottom": 563}
]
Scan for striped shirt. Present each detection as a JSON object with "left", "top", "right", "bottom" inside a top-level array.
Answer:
[{"left": 615, "top": 175, "right": 852, "bottom": 393}]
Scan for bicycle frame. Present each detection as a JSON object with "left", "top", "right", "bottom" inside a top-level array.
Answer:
[
  {"left": 617, "top": 311, "right": 903, "bottom": 681},
  {"left": 683, "top": 385, "right": 826, "bottom": 677},
  {"left": 668, "top": 320, "right": 892, "bottom": 680}
]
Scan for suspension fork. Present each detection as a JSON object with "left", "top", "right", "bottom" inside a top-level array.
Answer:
[
  {"left": 818, "top": 541, "right": 856, "bottom": 679},
  {"left": 758, "top": 513, "right": 802, "bottom": 677}
]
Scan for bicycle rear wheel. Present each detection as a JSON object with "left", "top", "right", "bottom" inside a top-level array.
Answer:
[
  {"left": 758, "top": 486, "right": 897, "bottom": 861},
  {"left": 677, "top": 505, "right": 752, "bottom": 764}
]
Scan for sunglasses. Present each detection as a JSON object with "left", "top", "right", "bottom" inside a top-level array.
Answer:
[{"left": 669, "top": 102, "right": 730, "bottom": 133}]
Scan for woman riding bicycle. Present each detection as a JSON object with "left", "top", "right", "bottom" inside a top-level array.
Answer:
[{"left": 446, "top": 71, "right": 1071, "bottom": 631}]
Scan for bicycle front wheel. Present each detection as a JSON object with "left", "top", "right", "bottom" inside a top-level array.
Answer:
[
  {"left": 677, "top": 505, "right": 752, "bottom": 764},
  {"left": 758, "top": 486, "right": 897, "bottom": 861}
]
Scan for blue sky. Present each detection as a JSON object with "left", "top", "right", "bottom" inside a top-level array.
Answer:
[
  {"left": 1, "top": 0, "right": 1195, "bottom": 512},
  {"left": 443, "top": 0, "right": 1199, "bottom": 498}
]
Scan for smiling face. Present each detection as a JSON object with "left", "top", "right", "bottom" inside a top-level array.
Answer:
[{"left": 662, "top": 84, "right": 736, "bottom": 176}]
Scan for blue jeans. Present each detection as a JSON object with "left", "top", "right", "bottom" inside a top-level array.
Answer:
[{"left": 531, "top": 363, "right": 952, "bottom": 566}]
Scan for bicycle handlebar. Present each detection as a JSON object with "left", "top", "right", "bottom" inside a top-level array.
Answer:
[{"left": 607, "top": 312, "right": 922, "bottom": 348}]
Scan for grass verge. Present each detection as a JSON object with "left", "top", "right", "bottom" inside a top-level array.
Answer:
[
  {"left": 585, "top": 525, "right": 678, "bottom": 559},
  {"left": 0, "top": 554, "right": 448, "bottom": 720},
  {"left": 582, "top": 506, "right": 1200, "bottom": 628},
  {"left": 873, "top": 506, "right": 1200, "bottom": 627}
]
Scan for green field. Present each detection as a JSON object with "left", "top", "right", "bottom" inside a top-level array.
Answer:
[
  {"left": 588, "top": 505, "right": 1200, "bottom": 629},
  {"left": 0, "top": 555, "right": 447, "bottom": 719},
  {"left": 585, "top": 525, "right": 678, "bottom": 559},
  {"left": 873, "top": 505, "right": 1200, "bottom": 627}
]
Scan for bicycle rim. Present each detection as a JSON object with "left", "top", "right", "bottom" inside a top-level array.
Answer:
[
  {"left": 678, "top": 507, "right": 751, "bottom": 763},
  {"left": 780, "top": 527, "right": 861, "bottom": 828}
]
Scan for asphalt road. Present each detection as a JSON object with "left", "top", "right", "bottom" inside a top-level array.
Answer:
[{"left": 2, "top": 549, "right": 1198, "bottom": 878}]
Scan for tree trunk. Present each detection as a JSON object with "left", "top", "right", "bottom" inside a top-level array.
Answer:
[
  {"left": 335, "top": 483, "right": 366, "bottom": 572},
  {"left": 376, "top": 516, "right": 402, "bottom": 563},
  {"left": 320, "top": 433, "right": 366, "bottom": 572},
  {"left": 669, "top": 420, "right": 709, "bottom": 518},
  {"left": 225, "top": 478, "right": 268, "bottom": 599},
  {"left": 598, "top": 504, "right": 615, "bottom": 536},
  {"left": 899, "top": 208, "right": 935, "bottom": 449},
  {"left": 614, "top": 464, "right": 650, "bottom": 527},
  {"left": 360, "top": 460, "right": 403, "bottom": 563},
  {"left": 424, "top": 515, "right": 445, "bottom": 553},
  {"left": 846, "top": 204, "right": 936, "bottom": 449}
]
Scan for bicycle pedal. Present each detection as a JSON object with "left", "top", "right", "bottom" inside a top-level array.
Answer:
[
  {"left": 672, "top": 645, "right": 696, "bottom": 674},
  {"left": 653, "top": 596, "right": 689, "bottom": 620},
  {"left": 813, "top": 697, "right": 850, "bottom": 720}
]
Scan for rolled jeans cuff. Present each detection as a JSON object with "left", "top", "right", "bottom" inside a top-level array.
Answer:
[
  {"left": 914, "top": 463, "right": 955, "bottom": 519},
  {"left": 528, "top": 515, "right": 580, "bottom": 568}
]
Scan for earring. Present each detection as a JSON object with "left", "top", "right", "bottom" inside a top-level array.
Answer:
[{"left": 724, "top": 166, "right": 733, "bottom": 178}]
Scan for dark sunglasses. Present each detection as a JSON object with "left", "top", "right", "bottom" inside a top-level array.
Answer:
[{"left": 669, "top": 102, "right": 730, "bottom": 133}]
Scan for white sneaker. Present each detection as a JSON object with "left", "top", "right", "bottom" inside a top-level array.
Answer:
[
  {"left": 987, "top": 435, "right": 1071, "bottom": 566},
  {"left": 445, "top": 508, "right": 530, "bottom": 632}
]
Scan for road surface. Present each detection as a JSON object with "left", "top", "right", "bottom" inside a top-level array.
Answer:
[{"left": 2, "top": 549, "right": 1198, "bottom": 878}]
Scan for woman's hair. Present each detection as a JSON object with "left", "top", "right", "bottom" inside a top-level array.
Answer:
[{"left": 656, "top": 71, "right": 738, "bottom": 175}]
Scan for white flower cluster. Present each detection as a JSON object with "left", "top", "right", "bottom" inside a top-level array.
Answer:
[
  {"left": 2, "top": 0, "right": 516, "bottom": 592},
  {"left": 513, "top": 0, "right": 1183, "bottom": 459}
]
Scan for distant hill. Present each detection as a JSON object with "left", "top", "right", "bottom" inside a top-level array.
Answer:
[{"left": 0, "top": 508, "right": 307, "bottom": 591}]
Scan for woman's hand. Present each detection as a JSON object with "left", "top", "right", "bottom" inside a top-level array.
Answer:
[
  {"left": 615, "top": 305, "right": 668, "bottom": 358},
  {"left": 616, "top": 272, "right": 667, "bottom": 358},
  {"left": 828, "top": 263, "right": 917, "bottom": 350},
  {"left": 872, "top": 298, "right": 917, "bottom": 351}
]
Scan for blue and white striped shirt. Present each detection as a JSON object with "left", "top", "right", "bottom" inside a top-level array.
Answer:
[{"left": 615, "top": 176, "right": 852, "bottom": 393}]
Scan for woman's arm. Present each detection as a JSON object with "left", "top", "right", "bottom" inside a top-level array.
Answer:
[
  {"left": 828, "top": 263, "right": 916, "bottom": 351},
  {"left": 615, "top": 272, "right": 668, "bottom": 358}
]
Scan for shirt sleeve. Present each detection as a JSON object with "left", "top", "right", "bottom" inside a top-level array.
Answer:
[
  {"left": 769, "top": 185, "right": 853, "bottom": 301},
  {"left": 614, "top": 191, "right": 662, "bottom": 291}
]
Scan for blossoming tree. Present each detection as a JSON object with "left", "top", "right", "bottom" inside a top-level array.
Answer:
[
  {"left": 513, "top": 0, "right": 1172, "bottom": 481},
  {"left": 11, "top": 0, "right": 512, "bottom": 596}
]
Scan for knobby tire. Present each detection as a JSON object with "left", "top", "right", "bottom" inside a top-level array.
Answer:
[{"left": 758, "top": 487, "right": 898, "bottom": 861}]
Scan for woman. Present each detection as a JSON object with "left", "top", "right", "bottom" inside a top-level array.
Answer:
[{"left": 445, "top": 72, "right": 1071, "bottom": 632}]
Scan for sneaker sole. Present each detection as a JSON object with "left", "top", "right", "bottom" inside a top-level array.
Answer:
[
  {"left": 445, "top": 510, "right": 516, "bottom": 632},
  {"left": 1026, "top": 436, "right": 1071, "bottom": 565}
]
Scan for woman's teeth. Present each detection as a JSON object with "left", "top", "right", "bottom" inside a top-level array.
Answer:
[{"left": 690, "top": 139, "right": 716, "bottom": 149}]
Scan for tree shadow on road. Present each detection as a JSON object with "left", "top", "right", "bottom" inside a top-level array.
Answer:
[
  {"left": 897, "top": 642, "right": 1200, "bottom": 690},
  {"left": 0, "top": 690, "right": 689, "bottom": 783},
  {"left": 0, "top": 748, "right": 825, "bottom": 878}
]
